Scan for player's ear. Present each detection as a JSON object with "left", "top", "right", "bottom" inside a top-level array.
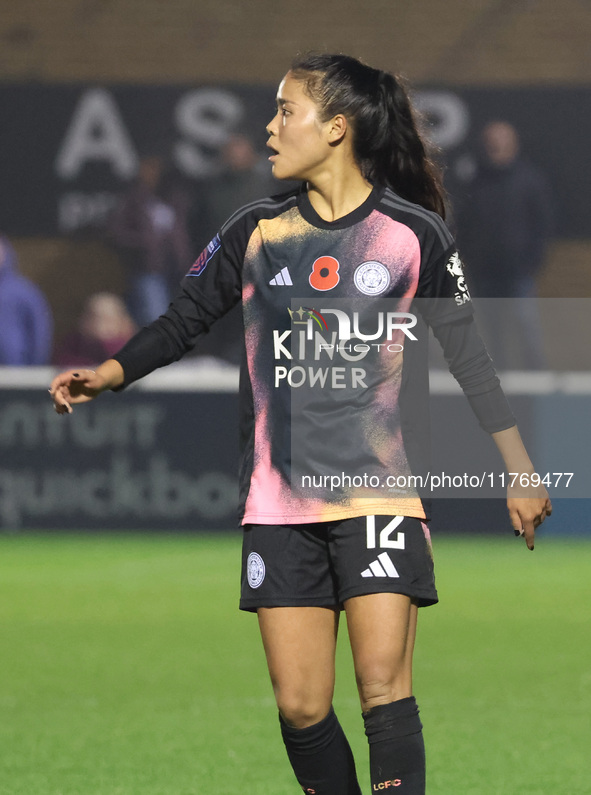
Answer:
[{"left": 327, "top": 114, "right": 348, "bottom": 145}]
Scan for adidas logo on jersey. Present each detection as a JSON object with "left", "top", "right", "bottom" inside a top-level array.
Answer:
[
  {"left": 361, "top": 552, "right": 399, "bottom": 578},
  {"left": 269, "top": 267, "right": 293, "bottom": 286}
]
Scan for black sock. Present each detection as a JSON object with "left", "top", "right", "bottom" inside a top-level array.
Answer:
[
  {"left": 363, "top": 697, "right": 426, "bottom": 794},
  {"left": 280, "top": 707, "right": 362, "bottom": 795}
]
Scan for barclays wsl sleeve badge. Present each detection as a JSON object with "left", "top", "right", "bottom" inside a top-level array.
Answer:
[
  {"left": 446, "top": 252, "right": 471, "bottom": 305},
  {"left": 353, "top": 261, "right": 391, "bottom": 296}
]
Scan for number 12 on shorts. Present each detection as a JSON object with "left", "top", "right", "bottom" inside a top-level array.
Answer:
[{"left": 366, "top": 516, "right": 406, "bottom": 549}]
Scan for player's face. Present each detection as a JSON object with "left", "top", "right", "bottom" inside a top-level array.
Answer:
[{"left": 266, "top": 73, "right": 334, "bottom": 182}]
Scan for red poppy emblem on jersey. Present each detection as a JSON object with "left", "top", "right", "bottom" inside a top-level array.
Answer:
[{"left": 309, "top": 256, "right": 340, "bottom": 291}]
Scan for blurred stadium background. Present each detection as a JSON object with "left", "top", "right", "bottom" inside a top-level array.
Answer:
[{"left": 1, "top": 1, "right": 590, "bottom": 793}]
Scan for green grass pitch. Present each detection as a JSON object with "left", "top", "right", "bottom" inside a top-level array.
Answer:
[{"left": 0, "top": 533, "right": 589, "bottom": 794}]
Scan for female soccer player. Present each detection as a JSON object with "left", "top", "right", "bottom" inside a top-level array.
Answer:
[{"left": 50, "top": 54, "right": 551, "bottom": 794}]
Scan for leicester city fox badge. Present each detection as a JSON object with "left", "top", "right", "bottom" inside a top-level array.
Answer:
[
  {"left": 247, "top": 552, "right": 266, "bottom": 589},
  {"left": 353, "top": 261, "right": 391, "bottom": 296}
]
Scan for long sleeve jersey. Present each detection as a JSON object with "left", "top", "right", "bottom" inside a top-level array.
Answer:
[{"left": 113, "top": 184, "right": 515, "bottom": 524}]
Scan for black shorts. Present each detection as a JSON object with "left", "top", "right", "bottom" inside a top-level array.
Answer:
[{"left": 239, "top": 515, "right": 438, "bottom": 612}]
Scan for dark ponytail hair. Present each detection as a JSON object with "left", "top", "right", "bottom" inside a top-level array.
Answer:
[{"left": 290, "top": 53, "right": 447, "bottom": 219}]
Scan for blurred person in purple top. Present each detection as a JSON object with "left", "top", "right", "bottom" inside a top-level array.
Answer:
[{"left": 0, "top": 235, "right": 53, "bottom": 365}]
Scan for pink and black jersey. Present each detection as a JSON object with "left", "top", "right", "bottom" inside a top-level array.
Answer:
[{"left": 114, "top": 184, "right": 512, "bottom": 525}]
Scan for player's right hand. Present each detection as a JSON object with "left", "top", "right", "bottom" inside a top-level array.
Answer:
[{"left": 49, "top": 369, "right": 109, "bottom": 415}]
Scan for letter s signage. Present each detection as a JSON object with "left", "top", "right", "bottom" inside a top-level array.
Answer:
[{"left": 174, "top": 89, "right": 244, "bottom": 177}]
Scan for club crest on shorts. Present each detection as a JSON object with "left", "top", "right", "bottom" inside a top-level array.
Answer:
[
  {"left": 247, "top": 552, "right": 266, "bottom": 589},
  {"left": 353, "top": 261, "right": 391, "bottom": 296}
]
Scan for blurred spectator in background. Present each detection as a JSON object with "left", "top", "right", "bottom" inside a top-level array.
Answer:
[
  {"left": 191, "top": 133, "right": 279, "bottom": 251},
  {"left": 0, "top": 235, "right": 53, "bottom": 365},
  {"left": 189, "top": 133, "right": 279, "bottom": 365},
  {"left": 457, "top": 121, "right": 553, "bottom": 369},
  {"left": 108, "top": 155, "right": 191, "bottom": 327},
  {"left": 53, "top": 292, "right": 136, "bottom": 367}
]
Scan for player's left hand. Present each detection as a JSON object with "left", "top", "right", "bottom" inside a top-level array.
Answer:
[{"left": 507, "top": 482, "right": 552, "bottom": 551}]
